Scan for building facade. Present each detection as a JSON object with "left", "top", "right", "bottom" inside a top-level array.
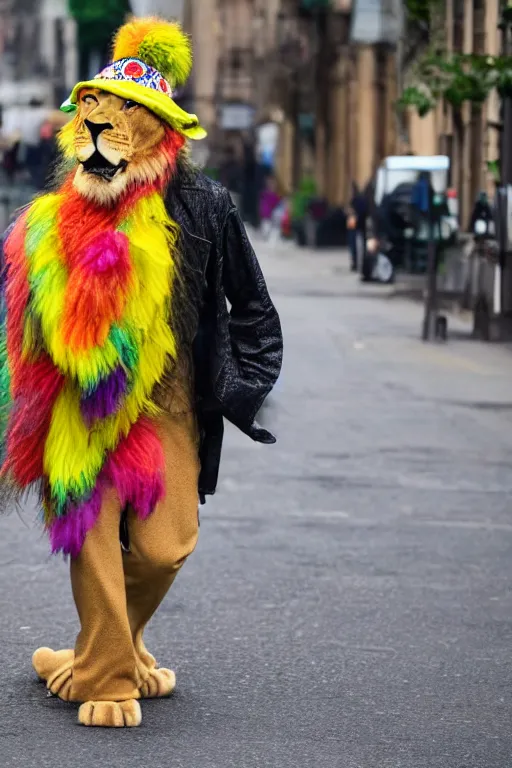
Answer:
[
  {"left": 184, "top": 0, "right": 278, "bottom": 171},
  {"left": 0, "top": 0, "right": 77, "bottom": 110},
  {"left": 184, "top": 0, "right": 402, "bottom": 207},
  {"left": 0, "top": 0, "right": 404, "bottom": 212},
  {"left": 263, "top": 0, "right": 402, "bottom": 203},
  {"left": 404, "top": 0, "right": 502, "bottom": 228}
]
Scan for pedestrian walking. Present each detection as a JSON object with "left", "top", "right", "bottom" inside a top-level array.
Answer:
[
  {"left": 0, "top": 17, "right": 282, "bottom": 729},
  {"left": 259, "top": 176, "right": 281, "bottom": 240},
  {"left": 348, "top": 182, "right": 368, "bottom": 271}
]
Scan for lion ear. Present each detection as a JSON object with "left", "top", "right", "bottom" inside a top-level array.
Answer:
[{"left": 112, "top": 17, "right": 192, "bottom": 87}]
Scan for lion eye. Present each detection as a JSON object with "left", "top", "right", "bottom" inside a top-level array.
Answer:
[
  {"left": 81, "top": 94, "right": 98, "bottom": 105},
  {"left": 123, "top": 100, "right": 139, "bottom": 111}
]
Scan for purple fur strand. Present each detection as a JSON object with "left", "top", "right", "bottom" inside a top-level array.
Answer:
[
  {"left": 49, "top": 486, "right": 102, "bottom": 558},
  {"left": 80, "top": 366, "right": 127, "bottom": 424}
]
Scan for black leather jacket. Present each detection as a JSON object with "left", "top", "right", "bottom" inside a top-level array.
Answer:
[
  {"left": 0, "top": 171, "right": 283, "bottom": 502},
  {"left": 166, "top": 169, "right": 282, "bottom": 499}
]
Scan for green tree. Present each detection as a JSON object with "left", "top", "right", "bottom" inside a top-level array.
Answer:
[
  {"left": 68, "top": 0, "right": 131, "bottom": 25},
  {"left": 399, "top": 0, "right": 512, "bottom": 116},
  {"left": 404, "top": 0, "right": 439, "bottom": 23},
  {"left": 68, "top": 0, "right": 132, "bottom": 79}
]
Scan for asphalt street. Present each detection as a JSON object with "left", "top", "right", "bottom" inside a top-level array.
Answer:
[{"left": 1, "top": 235, "right": 512, "bottom": 767}]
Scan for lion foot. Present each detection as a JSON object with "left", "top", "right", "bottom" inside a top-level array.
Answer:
[
  {"left": 139, "top": 667, "right": 176, "bottom": 698},
  {"left": 78, "top": 699, "right": 142, "bottom": 728},
  {"left": 32, "top": 647, "right": 74, "bottom": 681},
  {"left": 33, "top": 646, "right": 174, "bottom": 700},
  {"left": 32, "top": 647, "right": 74, "bottom": 700}
]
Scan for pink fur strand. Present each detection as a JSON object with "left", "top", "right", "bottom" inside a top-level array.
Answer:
[
  {"left": 105, "top": 418, "right": 165, "bottom": 519},
  {"left": 80, "top": 230, "right": 130, "bottom": 274}
]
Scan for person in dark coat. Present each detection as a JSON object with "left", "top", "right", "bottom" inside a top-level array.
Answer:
[
  {"left": 241, "top": 135, "right": 259, "bottom": 227},
  {"left": 348, "top": 182, "right": 368, "bottom": 271},
  {"left": 469, "top": 191, "right": 494, "bottom": 237}
]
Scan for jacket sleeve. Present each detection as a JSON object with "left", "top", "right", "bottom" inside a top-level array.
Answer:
[{"left": 214, "top": 202, "right": 283, "bottom": 442}]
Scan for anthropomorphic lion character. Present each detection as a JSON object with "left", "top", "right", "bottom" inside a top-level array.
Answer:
[{"left": 0, "top": 17, "right": 282, "bottom": 728}]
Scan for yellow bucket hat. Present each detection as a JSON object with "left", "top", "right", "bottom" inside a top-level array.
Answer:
[{"left": 61, "top": 17, "right": 206, "bottom": 141}]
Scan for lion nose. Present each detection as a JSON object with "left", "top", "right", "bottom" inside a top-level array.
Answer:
[{"left": 84, "top": 119, "right": 114, "bottom": 144}]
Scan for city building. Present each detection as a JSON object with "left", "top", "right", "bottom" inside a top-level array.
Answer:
[
  {"left": 0, "top": 0, "right": 77, "bottom": 111},
  {"left": 403, "top": 0, "right": 502, "bottom": 228},
  {"left": 184, "top": 0, "right": 403, "bottom": 207},
  {"left": 0, "top": 0, "right": 186, "bottom": 131},
  {"left": 184, "top": 0, "right": 276, "bottom": 172}
]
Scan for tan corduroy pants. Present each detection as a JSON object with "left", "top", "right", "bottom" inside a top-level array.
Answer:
[{"left": 68, "top": 409, "right": 200, "bottom": 703}]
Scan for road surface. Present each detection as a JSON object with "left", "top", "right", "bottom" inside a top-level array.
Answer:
[{"left": 1, "top": 236, "right": 511, "bottom": 767}]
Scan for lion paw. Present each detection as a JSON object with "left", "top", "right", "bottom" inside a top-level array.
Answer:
[
  {"left": 32, "top": 646, "right": 173, "bottom": 703},
  {"left": 78, "top": 699, "right": 142, "bottom": 728},
  {"left": 32, "top": 647, "right": 74, "bottom": 681},
  {"left": 32, "top": 647, "right": 74, "bottom": 701},
  {"left": 139, "top": 667, "right": 176, "bottom": 698}
]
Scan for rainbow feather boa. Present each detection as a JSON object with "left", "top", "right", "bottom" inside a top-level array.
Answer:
[{"left": 0, "top": 180, "right": 179, "bottom": 556}]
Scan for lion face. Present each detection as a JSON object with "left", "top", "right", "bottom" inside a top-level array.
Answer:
[{"left": 71, "top": 88, "right": 172, "bottom": 205}]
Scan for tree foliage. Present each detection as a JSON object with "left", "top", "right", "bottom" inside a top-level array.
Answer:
[
  {"left": 68, "top": 0, "right": 131, "bottom": 25},
  {"left": 399, "top": 52, "right": 512, "bottom": 116},
  {"left": 399, "top": 0, "right": 512, "bottom": 116},
  {"left": 68, "top": 0, "right": 131, "bottom": 53},
  {"left": 404, "top": 0, "right": 440, "bottom": 24}
]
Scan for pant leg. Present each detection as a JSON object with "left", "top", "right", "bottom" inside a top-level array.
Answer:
[
  {"left": 69, "top": 486, "right": 140, "bottom": 703},
  {"left": 123, "top": 410, "right": 200, "bottom": 673},
  {"left": 348, "top": 229, "right": 358, "bottom": 270},
  {"left": 357, "top": 227, "right": 366, "bottom": 268}
]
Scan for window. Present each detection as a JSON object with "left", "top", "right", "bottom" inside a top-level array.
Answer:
[
  {"left": 473, "top": 0, "right": 486, "bottom": 54},
  {"left": 453, "top": 0, "right": 464, "bottom": 53}
]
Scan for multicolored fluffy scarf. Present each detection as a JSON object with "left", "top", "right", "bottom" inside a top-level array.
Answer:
[{"left": 0, "top": 176, "right": 180, "bottom": 556}]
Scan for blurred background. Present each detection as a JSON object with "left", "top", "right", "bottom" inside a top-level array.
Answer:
[
  {"left": 0, "top": 1, "right": 508, "bottom": 214},
  {"left": 2, "top": 1, "right": 512, "bottom": 335}
]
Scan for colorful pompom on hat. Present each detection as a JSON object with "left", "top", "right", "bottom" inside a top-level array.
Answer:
[{"left": 62, "top": 17, "right": 206, "bottom": 140}]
